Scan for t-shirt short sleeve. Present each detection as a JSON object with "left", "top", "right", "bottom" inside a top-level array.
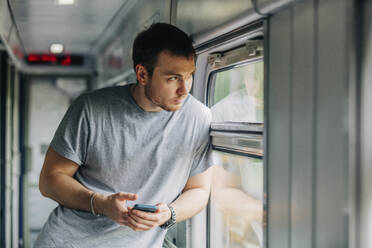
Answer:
[
  {"left": 50, "top": 94, "right": 90, "bottom": 165},
  {"left": 189, "top": 138, "right": 213, "bottom": 177},
  {"left": 189, "top": 108, "right": 213, "bottom": 177}
]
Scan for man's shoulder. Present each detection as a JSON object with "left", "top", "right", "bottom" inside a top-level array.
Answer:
[
  {"left": 185, "top": 94, "right": 209, "bottom": 110},
  {"left": 84, "top": 85, "right": 127, "bottom": 99},
  {"left": 76, "top": 85, "right": 128, "bottom": 106},
  {"left": 183, "top": 95, "right": 212, "bottom": 124}
]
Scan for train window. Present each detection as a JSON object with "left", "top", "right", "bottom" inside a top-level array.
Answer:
[
  {"left": 210, "top": 60, "right": 264, "bottom": 123},
  {"left": 206, "top": 37, "right": 265, "bottom": 248},
  {"left": 211, "top": 150, "right": 263, "bottom": 248}
]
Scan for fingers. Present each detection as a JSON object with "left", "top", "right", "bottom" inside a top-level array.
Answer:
[
  {"left": 117, "top": 213, "right": 129, "bottom": 226},
  {"left": 155, "top": 203, "right": 168, "bottom": 213},
  {"left": 126, "top": 208, "right": 164, "bottom": 231},
  {"left": 129, "top": 209, "right": 161, "bottom": 222},
  {"left": 155, "top": 203, "right": 171, "bottom": 222},
  {"left": 115, "top": 192, "right": 137, "bottom": 201},
  {"left": 104, "top": 192, "right": 137, "bottom": 225},
  {"left": 116, "top": 201, "right": 170, "bottom": 232},
  {"left": 128, "top": 212, "right": 158, "bottom": 227},
  {"left": 127, "top": 214, "right": 153, "bottom": 231}
]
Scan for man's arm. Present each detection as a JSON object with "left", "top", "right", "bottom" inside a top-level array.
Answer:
[
  {"left": 126, "top": 166, "right": 213, "bottom": 231},
  {"left": 39, "top": 147, "right": 137, "bottom": 224},
  {"left": 169, "top": 166, "right": 213, "bottom": 222},
  {"left": 212, "top": 165, "right": 262, "bottom": 222}
]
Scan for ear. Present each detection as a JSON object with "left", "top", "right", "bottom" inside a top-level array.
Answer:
[{"left": 135, "top": 64, "right": 149, "bottom": 86}]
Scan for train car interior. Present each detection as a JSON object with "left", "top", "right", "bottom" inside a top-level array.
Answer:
[{"left": 1, "top": 0, "right": 372, "bottom": 247}]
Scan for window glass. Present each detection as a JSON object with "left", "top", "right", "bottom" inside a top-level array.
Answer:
[
  {"left": 211, "top": 60, "right": 264, "bottom": 123},
  {"left": 210, "top": 150, "right": 264, "bottom": 248}
]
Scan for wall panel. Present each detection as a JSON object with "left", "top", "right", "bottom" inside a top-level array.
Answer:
[
  {"left": 267, "top": 0, "right": 351, "bottom": 247},
  {"left": 290, "top": 1, "right": 315, "bottom": 247},
  {"left": 267, "top": 8, "right": 291, "bottom": 248},
  {"left": 315, "top": 0, "right": 348, "bottom": 247},
  {"left": 360, "top": 0, "right": 372, "bottom": 247},
  {"left": 0, "top": 51, "right": 8, "bottom": 248}
]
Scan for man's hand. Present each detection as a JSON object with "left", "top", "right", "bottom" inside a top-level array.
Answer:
[
  {"left": 126, "top": 203, "right": 171, "bottom": 231},
  {"left": 95, "top": 192, "right": 137, "bottom": 225}
]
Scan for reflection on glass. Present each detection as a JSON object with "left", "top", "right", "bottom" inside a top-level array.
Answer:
[
  {"left": 211, "top": 151, "right": 263, "bottom": 248},
  {"left": 211, "top": 61, "right": 264, "bottom": 123}
]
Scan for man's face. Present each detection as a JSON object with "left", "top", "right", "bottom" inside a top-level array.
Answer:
[{"left": 144, "top": 51, "right": 195, "bottom": 112}]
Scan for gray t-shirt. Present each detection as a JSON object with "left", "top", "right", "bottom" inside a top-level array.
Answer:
[{"left": 34, "top": 84, "right": 213, "bottom": 248}]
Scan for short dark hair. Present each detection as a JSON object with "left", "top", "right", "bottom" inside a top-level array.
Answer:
[{"left": 132, "top": 23, "right": 195, "bottom": 77}]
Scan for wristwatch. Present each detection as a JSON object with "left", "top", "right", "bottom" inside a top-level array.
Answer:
[{"left": 160, "top": 205, "right": 176, "bottom": 229}]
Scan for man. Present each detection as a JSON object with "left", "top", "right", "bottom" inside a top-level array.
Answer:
[{"left": 35, "top": 23, "right": 213, "bottom": 248}]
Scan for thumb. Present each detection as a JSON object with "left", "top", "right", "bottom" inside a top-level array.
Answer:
[
  {"left": 116, "top": 192, "right": 137, "bottom": 201},
  {"left": 155, "top": 203, "right": 168, "bottom": 213}
]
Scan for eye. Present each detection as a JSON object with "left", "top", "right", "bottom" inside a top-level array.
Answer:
[{"left": 168, "top": 76, "right": 178, "bottom": 82}]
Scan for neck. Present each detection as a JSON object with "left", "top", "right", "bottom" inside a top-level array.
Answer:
[{"left": 131, "top": 84, "right": 163, "bottom": 112}]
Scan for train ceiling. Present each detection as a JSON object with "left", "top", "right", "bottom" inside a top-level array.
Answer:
[
  {"left": 8, "top": 0, "right": 128, "bottom": 55},
  {"left": 0, "top": 0, "right": 298, "bottom": 74}
]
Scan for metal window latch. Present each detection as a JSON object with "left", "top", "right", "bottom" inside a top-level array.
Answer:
[
  {"left": 245, "top": 40, "right": 263, "bottom": 57},
  {"left": 251, "top": 0, "right": 268, "bottom": 18},
  {"left": 207, "top": 53, "right": 224, "bottom": 67}
]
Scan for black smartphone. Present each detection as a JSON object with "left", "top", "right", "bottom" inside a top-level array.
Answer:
[{"left": 133, "top": 204, "right": 157, "bottom": 213}]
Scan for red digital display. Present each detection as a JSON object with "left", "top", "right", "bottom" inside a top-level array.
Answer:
[{"left": 26, "top": 54, "right": 83, "bottom": 66}]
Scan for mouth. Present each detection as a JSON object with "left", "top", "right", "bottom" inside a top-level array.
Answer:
[{"left": 174, "top": 97, "right": 185, "bottom": 104}]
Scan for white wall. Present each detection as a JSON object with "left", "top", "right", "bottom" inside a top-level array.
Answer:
[{"left": 24, "top": 77, "right": 86, "bottom": 246}]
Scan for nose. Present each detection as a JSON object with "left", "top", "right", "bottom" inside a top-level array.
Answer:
[{"left": 176, "top": 79, "right": 188, "bottom": 96}]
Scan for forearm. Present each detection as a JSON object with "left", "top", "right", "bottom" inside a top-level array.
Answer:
[
  {"left": 170, "top": 187, "right": 210, "bottom": 222},
  {"left": 39, "top": 172, "right": 93, "bottom": 212},
  {"left": 40, "top": 171, "right": 138, "bottom": 223},
  {"left": 213, "top": 187, "right": 263, "bottom": 222}
]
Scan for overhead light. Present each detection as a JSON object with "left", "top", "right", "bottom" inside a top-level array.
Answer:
[
  {"left": 57, "top": 0, "right": 74, "bottom": 5},
  {"left": 50, "top": 43, "right": 64, "bottom": 54}
]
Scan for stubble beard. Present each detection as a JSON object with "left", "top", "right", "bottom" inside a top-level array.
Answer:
[{"left": 144, "top": 80, "right": 181, "bottom": 112}]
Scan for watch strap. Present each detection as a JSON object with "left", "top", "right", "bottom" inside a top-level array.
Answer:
[{"left": 160, "top": 205, "right": 176, "bottom": 229}]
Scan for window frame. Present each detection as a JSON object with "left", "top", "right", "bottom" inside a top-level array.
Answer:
[
  {"left": 187, "top": 23, "right": 266, "bottom": 248},
  {"left": 207, "top": 56, "right": 263, "bottom": 112},
  {"left": 206, "top": 44, "right": 264, "bottom": 135},
  {"left": 206, "top": 41, "right": 265, "bottom": 156},
  {"left": 205, "top": 36, "right": 266, "bottom": 248}
]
